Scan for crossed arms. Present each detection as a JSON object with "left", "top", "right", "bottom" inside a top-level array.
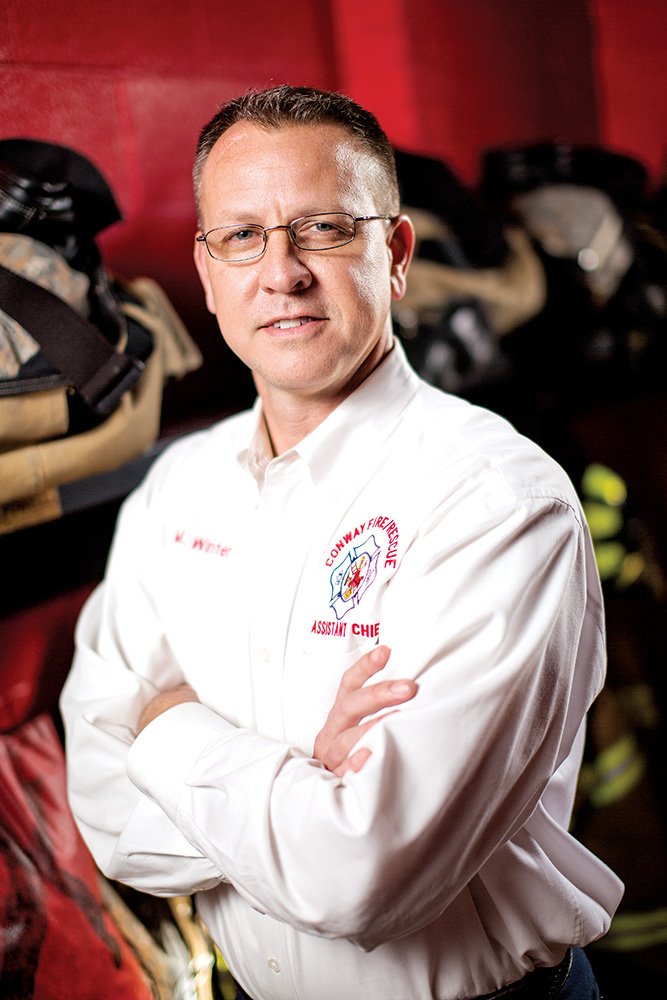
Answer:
[{"left": 136, "top": 644, "right": 418, "bottom": 776}]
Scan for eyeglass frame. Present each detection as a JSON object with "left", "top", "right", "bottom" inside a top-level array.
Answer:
[{"left": 195, "top": 212, "right": 397, "bottom": 262}]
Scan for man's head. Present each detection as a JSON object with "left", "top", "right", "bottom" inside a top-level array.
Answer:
[
  {"left": 193, "top": 85, "right": 400, "bottom": 225},
  {"left": 192, "top": 86, "right": 413, "bottom": 426}
]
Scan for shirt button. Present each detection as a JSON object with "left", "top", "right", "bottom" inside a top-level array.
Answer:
[
  {"left": 259, "top": 648, "right": 271, "bottom": 663},
  {"left": 267, "top": 958, "right": 281, "bottom": 973}
]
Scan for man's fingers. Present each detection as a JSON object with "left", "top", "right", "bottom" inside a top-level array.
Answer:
[
  {"left": 317, "top": 711, "right": 398, "bottom": 773},
  {"left": 334, "top": 747, "right": 373, "bottom": 777},
  {"left": 324, "top": 676, "right": 418, "bottom": 735},
  {"left": 339, "top": 645, "right": 391, "bottom": 694},
  {"left": 315, "top": 647, "right": 391, "bottom": 745},
  {"left": 312, "top": 644, "right": 419, "bottom": 775},
  {"left": 315, "top": 713, "right": 379, "bottom": 768}
]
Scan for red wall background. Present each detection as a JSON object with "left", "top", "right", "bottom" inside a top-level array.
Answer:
[
  {"left": 592, "top": 0, "right": 667, "bottom": 179},
  {"left": 1, "top": 0, "right": 666, "bottom": 417}
]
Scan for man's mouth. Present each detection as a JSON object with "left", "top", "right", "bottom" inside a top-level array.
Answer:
[{"left": 269, "top": 316, "right": 320, "bottom": 330}]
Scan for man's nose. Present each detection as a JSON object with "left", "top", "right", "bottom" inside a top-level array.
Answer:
[{"left": 258, "top": 226, "right": 313, "bottom": 292}]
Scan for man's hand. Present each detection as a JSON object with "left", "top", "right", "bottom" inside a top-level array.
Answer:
[
  {"left": 313, "top": 646, "right": 418, "bottom": 777},
  {"left": 135, "top": 683, "right": 199, "bottom": 735}
]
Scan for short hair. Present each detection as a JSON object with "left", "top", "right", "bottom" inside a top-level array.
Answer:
[{"left": 193, "top": 85, "right": 399, "bottom": 221}]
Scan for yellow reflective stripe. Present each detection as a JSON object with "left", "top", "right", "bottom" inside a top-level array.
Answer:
[
  {"left": 583, "top": 501, "right": 624, "bottom": 540},
  {"left": 588, "top": 734, "right": 646, "bottom": 807},
  {"left": 214, "top": 948, "right": 237, "bottom": 1000},
  {"left": 594, "top": 908, "right": 667, "bottom": 952},
  {"left": 616, "top": 551, "right": 645, "bottom": 590},
  {"left": 593, "top": 540, "right": 627, "bottom": 580},
  {"left": 581, "top": 463, "right": 627, "bottom": 506}
]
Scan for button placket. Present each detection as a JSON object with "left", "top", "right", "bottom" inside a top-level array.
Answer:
[{"left": 248, "top": 459, "right": 313, "bottom": 735}]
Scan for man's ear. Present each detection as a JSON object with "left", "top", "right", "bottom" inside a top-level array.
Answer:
[
  {"left": 193, "top": 235, "right": 217, "bottom": 315},
  {"left": 388, "top": 215, "right": 416, "bottom": 301}
]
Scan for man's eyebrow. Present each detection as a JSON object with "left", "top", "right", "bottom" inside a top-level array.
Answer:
[
  {"left": 205, "top": 211, "right": 263, "bottom": 226},
  {"left": 207, "top": 206, "right": 351, "bottom": 227}
]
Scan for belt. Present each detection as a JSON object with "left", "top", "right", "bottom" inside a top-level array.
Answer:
[{"left": 478, "top": 948, "right": 573, "bottom": 999}]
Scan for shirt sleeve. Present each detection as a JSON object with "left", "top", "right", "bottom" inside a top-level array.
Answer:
[
  {"left": 115, "top": 488, "right": 603, "bottom": 947},
  {"left": 60, "top": 479, "right": 224, "bottom": 896}
]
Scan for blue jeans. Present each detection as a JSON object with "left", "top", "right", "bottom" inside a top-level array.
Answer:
[
  {"left": 233, "top": 947, "right": 600, "bottom": 1000},
  {"left": 557, "top": 947, "right": 601, "bottom": 999}
]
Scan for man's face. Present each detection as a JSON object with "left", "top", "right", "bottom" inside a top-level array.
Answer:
[{"left": 194, "top": 122, "right": 413, "bottom": 406}]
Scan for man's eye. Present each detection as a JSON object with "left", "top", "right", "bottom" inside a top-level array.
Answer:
[
  {"left": 297, "top": 219, "right": 349, "bottom": 243},
  {"left": 225, "top": 228, "right": 259, "bottom": 243},
  {"left": 303, "top": 221, "right": 341, "bottom": 235}
]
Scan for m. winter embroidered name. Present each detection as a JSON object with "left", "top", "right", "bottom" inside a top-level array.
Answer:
[{"left": 174, "top": 530, "right": 231, "bottom": 557}]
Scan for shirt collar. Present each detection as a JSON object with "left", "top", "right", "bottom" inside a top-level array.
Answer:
[
  {"left": 243, "top": 403, "right": 274, "bottom": 485},
  {"left": 237, "top": 340, "right": 420, "bottom": 490}
]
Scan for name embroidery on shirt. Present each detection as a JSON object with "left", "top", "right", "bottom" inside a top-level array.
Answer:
[{"left": 173, "top": 529, "right": 232, "bottom": 558}]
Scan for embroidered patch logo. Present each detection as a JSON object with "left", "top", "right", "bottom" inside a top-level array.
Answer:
[{"left": 329, "top": 534, "right": 380, "bottom": 620}]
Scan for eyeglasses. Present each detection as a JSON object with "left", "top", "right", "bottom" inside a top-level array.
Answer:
[{"left": 196, "top": 212, "right": 395, "bottom": 262}]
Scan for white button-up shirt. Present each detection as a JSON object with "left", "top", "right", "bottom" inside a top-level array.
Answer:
[{"left": 61, "top": 343, "right": 622, "bottom": 1000}]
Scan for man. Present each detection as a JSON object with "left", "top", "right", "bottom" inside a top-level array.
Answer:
[{"left": 61, "top": 86, "right": 623, "bottom": 1000}]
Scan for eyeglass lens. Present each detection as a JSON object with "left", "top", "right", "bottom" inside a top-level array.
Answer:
[{"left": 204, "top": 213, "right": 357, "bottom": 261}]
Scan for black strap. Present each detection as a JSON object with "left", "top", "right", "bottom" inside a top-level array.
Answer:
[{"left": 0, "top": 264, "right": 145, "bottom": 417}]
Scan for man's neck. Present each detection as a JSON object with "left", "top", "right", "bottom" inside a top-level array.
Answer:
[
  {"left": 254, "top": 338, "right": 394, "bottom": 456},
  {"left": 258, "top": 389, "right": 342, "bottom": 457}
]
